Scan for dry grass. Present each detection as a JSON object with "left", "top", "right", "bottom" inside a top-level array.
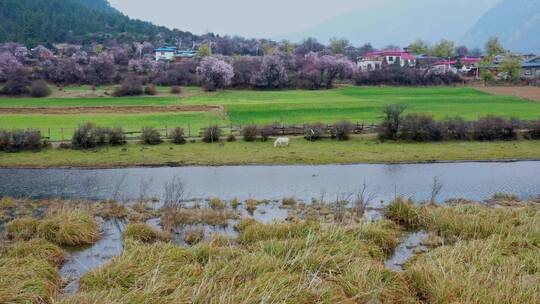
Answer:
[
  {"left": 4, "top": 238, "right": 66, "bottom": 266},
  {"left": 37, "top": 210, "right": 100, "bottom": 246},
  {"left": 5, "top": 217, "right": 40, "bottom": 240},
  {"left": 184, "top": 227, "right": 204, "bottom": 245},
  {"left": 0, "top": 257, "right": 61, "bottom": 304},
  {"left": 0, "top": 197, "right": 16, "bottom": 209},
  {"left": 160, "top": 206, "right": 239, "bottom": 231},
  {"left": 208, "top": 198, "right": 226, "bottom": 210},
  {"left": 124, "top": 222, "right": 168, "bottom": 243},
  {"left": 60, "top": 218, "right": 415, "bottom": 304}
]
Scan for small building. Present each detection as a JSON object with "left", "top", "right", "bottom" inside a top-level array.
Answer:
[
  {"left": 154, "top": 46, "right": 197, "bottom": 62},
  {"left": 357, "top": 50, "right": 416, "bottom": 72},
  {"left": 521, "top": 57, "right": 540, "bottom": 78}
]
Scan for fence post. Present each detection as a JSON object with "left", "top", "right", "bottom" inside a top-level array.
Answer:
[
  {"left": 188, "top": 123, "right": 191, "bottom": 138},
  {"left": 61, "top": 128, "right": 64, "bottom": 141},
  {"left": 48, "top": 128, "right": 51, "bottom": 140},
  {"left": 165, "top": 125, "right": 168, "bottom": 137}
]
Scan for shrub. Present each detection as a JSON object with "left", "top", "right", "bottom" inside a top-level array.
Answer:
[
  {"left": 226, "top": 134, "right": 237, "bottom": 142},
  {"left": 72, "top": 123, "right": 125, "bottom": 148},
  {"left": 333, "top": 120, "right": 353, "bottom": 140},
  {"left": 260, "top": 124, "right": 277, "bottom": 142},
  {"left": 525, "top": 119, "right": 540, "bottom": 139},
  {"left": 170, "top": 85, "right": 181, "bottom": 94},
  {"left": 141, "top": 127, "right": 162, "bottom": 145},
  {"left": 398, "top": 113, "right": 442, "bottom": 142},
  {"left": 304, "top": 123, "right": 325, "bottom": 141},
  {"left": 30, "top": 80, "right": 51, "bottom": 98},
  {"left": 113, "top": 78, "right": 143, "bottom": 97},
  {"left": 170, "top": 127, "right": 186, "bottom": 144},
  {"left": 242, "top": 125, "right": 259, "bottom": 142},
  {"left": 0, "top": 130, "right": 12, "bottom": 151},
  {"left": 72, "top": 123, "right": 98, "bottom": 149},
  {"left": 108, "top": 127, "right": 126, "bottom": 145},
  {"left": 2, "top": 68, "right": 30, "bottom": 96},
  {"left": 438, "top": 117, "right": 471, "bottom": 140},
  {"left": 0, "top": 129, "right": 42, "bottom": 152},
  {"left": 202, "top": 125, "right": 222, "bottom": 143},
  {"left": 379, "top": 104, "right": 406, "bottom": 140},
  {"left": 144, "top": 84, "right": 157, "bottom": 95},
  {"left": 473, "top": 116, "right": 516, "bottom": 141}
]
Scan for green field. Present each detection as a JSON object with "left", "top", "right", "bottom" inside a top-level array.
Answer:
[
  {"left": 1, "top": 86, "right": 540, "bottom": 140},
  {"left": 1, "top": 137, "right": 539, "bottom": 168}
]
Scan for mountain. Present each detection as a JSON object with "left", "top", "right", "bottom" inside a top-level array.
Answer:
[
  {"left": 278, "top": 0, "right": 500, "bottom": 48},
  {"left": 0, "top": 0, "right": 195, "bottom": 46},
  {"left": 461, "top": 0, "right": 540, "bottom": 54}
]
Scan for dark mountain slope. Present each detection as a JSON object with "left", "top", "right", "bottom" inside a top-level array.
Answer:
[
  {"left": 461, "top": 0, "right": 540, "bottom": 53},
  {"left": 0, "top": 0, "right": 195, "bottom": 46}
]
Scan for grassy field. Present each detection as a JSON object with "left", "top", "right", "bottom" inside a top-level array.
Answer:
[
  {"left": 1, "top": 137, "right": 539, "bottom": 168},
  {"left": 1, "top": 86, "right": 540, "bottom": 140}
]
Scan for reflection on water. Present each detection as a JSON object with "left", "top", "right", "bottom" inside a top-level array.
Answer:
[{"left": 1, "top": 161, "right": 539, "bottom": 203}]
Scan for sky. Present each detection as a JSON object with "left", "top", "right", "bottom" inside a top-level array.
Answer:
[
  {"left": 108, "top": 0, "right": 502, "bottom": 42},
  {"left": 108, "top": 0, "right": 380, "bottom": 37}
]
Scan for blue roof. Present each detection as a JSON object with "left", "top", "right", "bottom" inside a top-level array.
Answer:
[
  {"left": 155, "top": 47, "right": 177, "bottom": 52},
  {"left": 522, "top": 57, "right": 540, "bottom": 68}
]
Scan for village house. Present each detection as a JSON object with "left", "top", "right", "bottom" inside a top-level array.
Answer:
[
  {"left": 154, "top": 46, "right": 197, "bottom": 62},
  {"left": 357, "top": 50, "right": 416, "bottom": 72},
  {"left": 521, "top": 56, "right": 540, "bottom": 78}
]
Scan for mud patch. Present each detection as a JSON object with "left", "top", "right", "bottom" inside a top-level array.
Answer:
[
  {"left": 475, "top": 86, "right": 540, "bottom": 102},
  {"left": 0, "top": 105, "right": 224, "bottom": 115}
]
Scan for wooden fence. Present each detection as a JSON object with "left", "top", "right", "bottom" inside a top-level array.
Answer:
[{"left": 38, "top": 122, "right": 379, "bottom": 142}]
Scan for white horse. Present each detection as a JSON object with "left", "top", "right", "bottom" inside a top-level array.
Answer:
[{"left": 274, "top": 137, "right": 290, "bottom": 147}]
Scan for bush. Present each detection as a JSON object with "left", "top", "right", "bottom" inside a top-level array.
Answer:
[
  {"left": 141, "top": 127, "right": 162, "bottom": 145},
  {"left": 0, "top": 130, "right": 11, "bottom": 151},
  {"left": 0, "top": 129, "right": 42, "bottom": 152},
  {"left": 202, "top": 125, "right": 222, "bottom": 143},
  {"left": 170, "top": 127, "right": 186, "bottom": 144},
  {"left": 379, "top": 104, "right": 406, "bottom": 140},
  {"left": 260, "top": 124, "right": 278, "bottom": 142},
  {"left": 241, "top": 125, "right": 259, "bottom": 142},
  {"left": 144, "top": 84, "right": 157, "bottom": 95},
  {"left": 333, "top": 121, "right": 353, "bottom": 141},
  {"left": 2, "top": 68, "right": 30, "bottom": 96},
  {"left": 30, "top": 80, "right": 51, "bottom": 98},
  {"left": 526, "top": 119, "right": 540, "bottom": 139},
  {"left": 72, "top": 123, "right": 125, "bottom": 149},
  {"left": 170, "top": 86, "right": 181, "bottom": 94},
  {"left": 473, "top": 116, "right": 516, "bottom": 141},
  {"left": 304, "top": 123, "right": 325, "bottom": 141},
  {"left": 398, "top": 113, "right": 441, "bottom": 142},
  {"left": 226, "top": 134, "right": 237, "bottom": 142},
  {"left": 438, "top": 117, "right": 471, "bottom": 140},
  {"left": 354, "top": 68, "right": 463, "bottom": 86},
  {"left": 113, "top": 78, "right": 143, "bottom": 97}
]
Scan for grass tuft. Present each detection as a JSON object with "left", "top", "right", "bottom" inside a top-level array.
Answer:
[
  {"left": 124, "top": 222, "right": 168, "bottom": 243},
  {"left": 5, "top": 217, "right": 40, "bottom": 240},
  {"left": 37, "top": 210, "right": 100, "bottom": 246}
]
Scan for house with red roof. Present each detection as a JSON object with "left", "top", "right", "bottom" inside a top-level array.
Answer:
[{"left": 357, "top": 50, "right": 416, "bottom": 72}]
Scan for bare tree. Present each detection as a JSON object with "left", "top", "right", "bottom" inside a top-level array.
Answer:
[
  {"left": 163, "top": 176, "right": 185, "bottom": 206},
  {"left": 353, "top": 181, "right": 377, "bottom": 217},
  {"left": 429, "top": 176, "right": 443, "bottom": 204},
  {"left": 138, "top": 177, "right": 154, "bottom": 202}
]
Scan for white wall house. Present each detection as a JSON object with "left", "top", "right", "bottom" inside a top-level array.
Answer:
[
  {"left": 357, "top": 50, "right": 416, "bottom": 72},
  {"left": 154, "top": 46, "right": 176, "bottom": 61}
]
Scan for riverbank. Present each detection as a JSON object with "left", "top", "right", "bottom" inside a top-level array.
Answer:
[{"left": 1, "top": 137, "right": 540, "bottom": 168}]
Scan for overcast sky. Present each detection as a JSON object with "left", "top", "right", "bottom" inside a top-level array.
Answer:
[{"left": 108, "top": 0, "right": 381, "bottom": 37}]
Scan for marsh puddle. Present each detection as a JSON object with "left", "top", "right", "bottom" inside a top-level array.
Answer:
[
  {"left": 61, "top": 218, "right": 126, "bottom": 294},
  {"left": 385, "top": 230, "right": 428, "bottom": 272}
]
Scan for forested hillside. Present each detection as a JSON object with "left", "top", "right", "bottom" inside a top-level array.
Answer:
[{"left": 0, "top": 0, "right": 196, "bottom": 46}]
